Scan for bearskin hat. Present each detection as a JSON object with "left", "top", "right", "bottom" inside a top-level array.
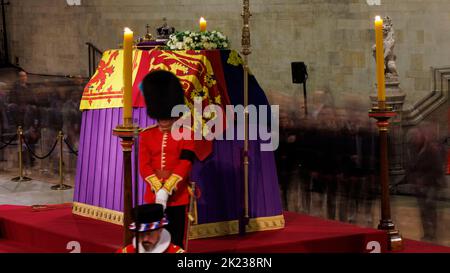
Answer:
[{"left": 141, "top": 70, "right": 185, "bottom": 120}]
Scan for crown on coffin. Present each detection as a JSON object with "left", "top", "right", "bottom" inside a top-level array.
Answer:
[{"left": 136, "top": 19, "right": 175, "bottom": 50}]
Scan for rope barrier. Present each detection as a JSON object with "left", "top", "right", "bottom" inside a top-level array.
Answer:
[
  {"left": 7, "top": 127, "right": 74, "bottom": 190},
  {"left": 0, "top": 134, "right": 17, "bottom": 150},
  {"left": 1, "top": 129, "right": 79, "bottom": 158},
  {"left": 63, "top": 137, "right": 78, "bottom": 156},
  {"left": 23, "top": 136, "right": 58, "bottom": 160}
]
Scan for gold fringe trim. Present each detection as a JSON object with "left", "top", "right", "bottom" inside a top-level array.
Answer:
[
  {"left": 188, "top": 214, "right": 285, "bottom": 239},
  {"left": 72, "top": 202, "right": 285, "bottom": 239},
  {"left": 72, "top": 202, "right": 124, "bottom": 226}
]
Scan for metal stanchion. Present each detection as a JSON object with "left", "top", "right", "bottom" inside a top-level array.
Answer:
[
  {"left": 51, "top": 131, "right": 72, "bottom": 190},
  {"left": 11, "top": 126, "right": 32, "bottom": 182}
]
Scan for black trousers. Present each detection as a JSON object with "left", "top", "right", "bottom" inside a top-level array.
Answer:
[{"left": 165, "top": 205, "right": 187, "bottom": 248}]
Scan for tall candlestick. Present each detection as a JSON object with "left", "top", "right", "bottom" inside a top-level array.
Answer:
[
  {"left": 123, "top": 27, "right": 133, "bottom": 126},
  {"left": 374, "top": 16, "right": 386, "bottom": 104},
  {"left": 200, "top": 17, "right": 207, "bottom": 32}
]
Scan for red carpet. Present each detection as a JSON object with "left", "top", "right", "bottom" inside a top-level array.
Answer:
[
  {"left": 0, "top": 204, "right": 122, "bottom": 253},
  {"left": 189, "top": 212, "right": 388, "bottom": 253},
  {"left": 398, "top": 239, "right": 450, "bottom": 253},
  {"left": 0, "top": 204, "right": 449, "bottom": 253}
]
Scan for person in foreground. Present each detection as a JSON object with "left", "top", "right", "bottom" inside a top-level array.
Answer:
[{"left": 117, "top": 204, "right": 184, "bottom": 253}]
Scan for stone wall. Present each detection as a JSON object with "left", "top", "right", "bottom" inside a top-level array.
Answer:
[{"left": 5, "top": 0, "right": 450, "bottom": 107}]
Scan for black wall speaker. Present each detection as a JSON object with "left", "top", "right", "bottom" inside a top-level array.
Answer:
[{"left": 291, "top": 62, "right": 308, "bottom": 84}]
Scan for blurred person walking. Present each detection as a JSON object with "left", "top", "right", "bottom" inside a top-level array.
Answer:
[{"left": 406, "top": 122, "right": 447, "bottom": 242}]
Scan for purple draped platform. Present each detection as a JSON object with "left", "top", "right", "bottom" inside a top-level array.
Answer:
[{"left": 74, "top": 107, "right": 282, "bottom": 224}]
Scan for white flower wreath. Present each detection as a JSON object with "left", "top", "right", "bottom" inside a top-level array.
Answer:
[{"left": 166, "top": 30, "right": 230, "bottom": 50}]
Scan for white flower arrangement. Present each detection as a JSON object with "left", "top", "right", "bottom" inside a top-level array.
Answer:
[{"left": 166, "top": 30, "right": 229, "bottom": 50}]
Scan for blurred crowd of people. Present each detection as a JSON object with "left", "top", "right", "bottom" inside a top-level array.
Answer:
[
  {"left": 275, "top": 91, "right": 379, "bottom": 225},
  {"left": 274, "top": 90, "right": 448, "bottom": 241},
  {"left": 0, "top": 70, "right": 84, "bottom": 175}
]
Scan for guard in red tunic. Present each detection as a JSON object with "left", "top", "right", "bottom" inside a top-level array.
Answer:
[
  {"left": 117, "top": 204, "right": 184, "bottom": 253},
  {"left": 139, "top": 70, "right": 196, "bottom": 248}
]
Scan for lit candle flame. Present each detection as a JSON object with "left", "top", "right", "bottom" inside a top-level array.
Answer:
[
  {"left": 124, "top": 27, "right": 133, "bottom": 34},
  {"left": 199, "top": 17, "right": 207, "bottom": 32}
]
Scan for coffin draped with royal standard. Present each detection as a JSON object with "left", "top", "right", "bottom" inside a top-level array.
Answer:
[{"left": 73, "top": 49, "right": 284, "bottom": 239}]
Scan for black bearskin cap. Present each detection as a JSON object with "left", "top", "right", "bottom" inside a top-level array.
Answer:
[{"left": 141, "top": 70, "right": 185, "bottom": 120}]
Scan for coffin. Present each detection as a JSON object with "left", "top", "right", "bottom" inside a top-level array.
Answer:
[{"left": 72, "top": 49, "right": 284, "bottom": 238}]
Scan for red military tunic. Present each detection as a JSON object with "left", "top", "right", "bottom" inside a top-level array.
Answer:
[
  {"left": 139, "top": 125, "right": 195, "bottom": 207},
  {"left": 116, "top": 243, "right": 184, "bottom": 253}
]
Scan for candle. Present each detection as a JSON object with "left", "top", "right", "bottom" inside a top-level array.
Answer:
[
  {"left": 123, "top": 27, "right": 133, "bottom": 126},
  {"left": 374, "top": 16, "right": 386, "bottom": 103},
  {"left": 200, "top": 17, "right": 207, "bottom": 32}
]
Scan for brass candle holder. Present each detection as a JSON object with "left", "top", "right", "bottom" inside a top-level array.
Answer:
[
  {"left": 113, "top": 123, "right": 140, "bottom": 246},
  {"left": 369, "top": 105, "right": 403, "bottom": 251}
]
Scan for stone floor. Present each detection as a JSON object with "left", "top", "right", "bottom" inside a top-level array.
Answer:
[{"left": 0, "top": 172, "right": 74, "bottom": 206}]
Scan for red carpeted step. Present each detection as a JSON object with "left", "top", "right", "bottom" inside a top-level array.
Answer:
[
  {"left": 397, "top": 239, "right": 450, "bottom": 253},
  {"left": 189, "top": 212, "right": 389, "bottom": 253},
  {"left": 2, "top": 204, "right": 450, "bottom": 253},
  {"left": 0, "top": 204, "right": 122, "bottom": 253},
  {"left": 0, "top": 239, "right": 47, "bottom": 253},
  {"left": 0, "top": 205, "right": 388, "bottom": 253}
]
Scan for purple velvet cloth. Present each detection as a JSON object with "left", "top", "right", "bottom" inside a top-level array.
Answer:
[{"left": 74, "top": 108, "right": 282, "bottom": 224}]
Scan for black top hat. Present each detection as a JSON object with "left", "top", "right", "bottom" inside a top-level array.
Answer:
[
  {"left": 141, "top": 70, "right": 185, "bottom": 120},
  {"left": 129, "top": 204, "right": 169, "bottom": 232}
]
